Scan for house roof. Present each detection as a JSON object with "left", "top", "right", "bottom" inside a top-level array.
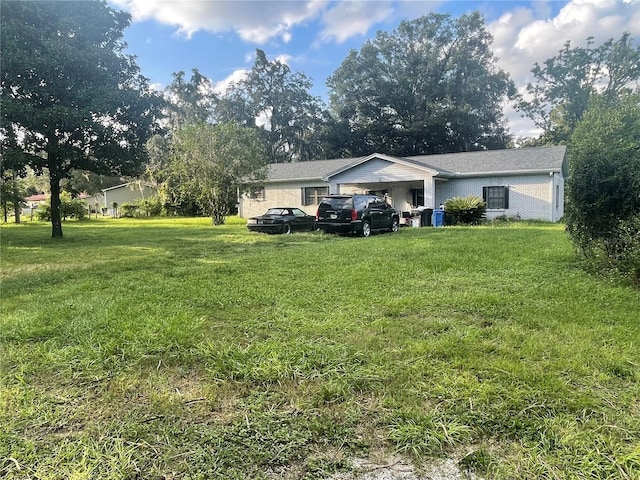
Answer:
[
  {"left": 25, "top": 194, "right": 49, "bottom": 202},
  {"left": 101, "top": 181, "right": 157, "bottom": 192},
  {"left": 264, "top": 146, "right": 568, "bottom": 182},
  {"left": 25, "top": 193, "right": 90, "bottom": 201},
  {"left": 406, "top": 145, "right": 568, "bottom": 176},
  {"left": 266, "top": 157, "right": 359, "bottom": 182},
  {"left": 322, "top": 153, "right": 441, "bottom": 180}
]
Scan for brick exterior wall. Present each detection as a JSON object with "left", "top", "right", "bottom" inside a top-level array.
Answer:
[
  {"left": 240, "top": 181, "right": 328, "bottom": 218},
  {"left": 437, "top": 174, "right": 561, "bottom": 221}
]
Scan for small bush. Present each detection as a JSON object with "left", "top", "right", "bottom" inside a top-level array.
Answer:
[
  {"left": 120, "top": 202, "right": 138, "bottom": 218},
  {"left": 36, "top": 193, "right": 87, "bottom": 221},
  {"left": 139, "top": 196, "right": 163, "bottom": 217},
  {"left": 444, "top": 196, "right": 486, "bottom": 225},
  {"left": 580, "top": 214, "right": 640, "bottom": 284},
  {"left": 35, "top": 203, "right": 51, "bottom": 221},
  {"left": 120, "top": 196, "right": 164, "bottom": 218}
]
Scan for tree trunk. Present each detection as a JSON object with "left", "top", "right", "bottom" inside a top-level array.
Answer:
[
  {"left": 49, "top": 162, "right": 63, "bottom": 238},
  {"left": 12, "top": 170, "right": 21, "bottom": 224}
]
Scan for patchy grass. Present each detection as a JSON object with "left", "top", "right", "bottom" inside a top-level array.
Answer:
[{"left": 1, "top": 217, "right": 639, "bottom": 479}]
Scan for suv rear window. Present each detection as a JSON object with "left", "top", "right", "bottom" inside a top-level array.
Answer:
[{"left": 320, "top": 197, "right": 353, "bottom": 210}]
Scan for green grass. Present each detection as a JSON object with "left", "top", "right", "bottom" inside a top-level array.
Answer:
[{"left": 1, "top": 217, "right": 639, "bottom": 479}]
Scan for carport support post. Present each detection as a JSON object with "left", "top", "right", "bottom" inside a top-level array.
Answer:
[{"left": 423, "top": 176, "right": 435, "bottom": 208}]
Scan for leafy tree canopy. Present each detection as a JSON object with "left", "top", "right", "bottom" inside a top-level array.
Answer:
[
  {"left": 164, "top": 69, "right": 216, "bottom": 129},
  {"left": 566, "top": 93, "right": 640, "bottom": 283},
  {"left": 327, "top": 12, "right": 515, "bottom": 157},
  {"left": 165, "top": 123, "right": 268, "bottom": 225},
  {"left": 62, "top": 170, "right": 123, "bottom": 197},
  {"left": 1, "top": 0, "right": 163, "bottom": 237},
  {"left": 517, "top": 33, "right": 640, "bottom": 145},
  {"left": 566, "top": 93, "right": 640, "bottom": 244},
  {"left": 215, "top": 49, "right": 326, "bottom": 163}
]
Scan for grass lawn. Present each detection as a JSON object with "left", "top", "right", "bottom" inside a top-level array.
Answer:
[{"left": 1, "top": 217, "right": 639, "bottom": 479}]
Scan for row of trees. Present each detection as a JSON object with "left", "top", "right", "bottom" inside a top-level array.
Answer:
[
  {"left": 166, "top": 12, "right": 517, "bottom": 161},
  {"left": 2, "top": 0, "right": 639, "bottom": 256}
]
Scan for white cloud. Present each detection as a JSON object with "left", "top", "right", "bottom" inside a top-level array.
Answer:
[
  {"left": 489, "top": 0, "right": 640, "bottom": 85},
  {"left": 275, "top": 54, "right": 292, "bottom": 65},
  {"left": 319, "top": 1, "right": 395, "bottom": 43},
  {"left": 110, "top": 0, "right": 327, "bottom": 43},
  {"left": 212, "top": 69, "right": 249, "bottom": 95},
  {"left": 487, "top": 0, "right": 640, "bottom": 137},
  {"left": 211, "top": 53, "right": 290, "bottom": 96}
]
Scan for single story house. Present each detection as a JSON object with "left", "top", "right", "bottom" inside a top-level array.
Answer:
[
  {"left": 239, "top": 145, "right": 568, "bottom": 223},
  {"left": 83, "top": 181, "right": 158, "bottom": 217},
  {"left": 23, "top": 193, "right": 49, "bottom": 209},
  {"left": 22, "top": 193, "right": 90, "bottom": 217}
]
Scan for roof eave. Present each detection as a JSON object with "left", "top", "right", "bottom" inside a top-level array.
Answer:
[
  {"left": 453, "top": 168, "right": 562, "bottom": 177},
  {"left": 264, "top": 176, "right": 325, "bottom": 184},
  {"left": 322, "top": 153, "right": 442, "bottom": 181}
]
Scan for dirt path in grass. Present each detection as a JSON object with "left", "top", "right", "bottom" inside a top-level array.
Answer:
[{"left": 330, "top": 456, "right": 480, "bottom": 480}]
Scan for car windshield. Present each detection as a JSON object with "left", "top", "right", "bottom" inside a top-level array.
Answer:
[{"left": 265, "top": 208, "right": 286, "bottom": 215}]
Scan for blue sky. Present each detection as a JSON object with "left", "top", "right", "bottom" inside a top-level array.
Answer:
[{"left": 108, "top": 0, "right": 640, "bottom": 138}]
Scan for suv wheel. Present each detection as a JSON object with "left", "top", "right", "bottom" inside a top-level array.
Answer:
[
  {"left": 361, "top": 220, "right": 371, "bottom": 237},
  {"left": 390, "top": 218, "right": 399, "bottom": 233}
]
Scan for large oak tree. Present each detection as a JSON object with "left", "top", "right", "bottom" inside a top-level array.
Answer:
[
  {"left": 215, "top": 50, "right": 326, "bottom": 163},
  {"left": 327, "top": 12, "right": 515, "bottom": 157},
  {"left": 1, "top": 0, "right": 162, "bottom": 237}
]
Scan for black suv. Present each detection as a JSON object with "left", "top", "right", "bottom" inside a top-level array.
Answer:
[{"left": 315, "top": 194, "right": 400, "bottom": 237}]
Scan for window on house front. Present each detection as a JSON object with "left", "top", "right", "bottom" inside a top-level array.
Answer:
[
  {"left": 302, "top": 186, "right": 329, "bottom": 206},
  {"left": 249, "top": 186, "right": 265, "bottom": 200},
  {"left": 483, "top": 186, "right": 509, "bottom": 209}
]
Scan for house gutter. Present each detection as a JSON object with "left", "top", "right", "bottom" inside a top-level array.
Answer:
[
  {"left": 452, "top": 169, "right": 561, "bottom": 177},
  {"left": 272, "top": 177, "right": 325, "bottom": 183}
]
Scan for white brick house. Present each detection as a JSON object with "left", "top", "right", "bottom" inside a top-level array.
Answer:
[{"left": 239, "top": 146, "right": 568, "bottom": 222}]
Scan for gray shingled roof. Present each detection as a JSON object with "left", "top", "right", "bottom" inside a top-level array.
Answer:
[
  {"left": 266, "top": 157, "right": 358, "bottom": 181},
  {"left": 406, "top": 145, "right": 567, "bottom": 175},
  {"left": 265, "top": 146, "right": 567, "bottom": 182}
]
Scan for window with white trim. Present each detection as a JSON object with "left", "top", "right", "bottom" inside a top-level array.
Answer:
[{"left": 483, "top": 186, "right": 509, "bottom": 209}]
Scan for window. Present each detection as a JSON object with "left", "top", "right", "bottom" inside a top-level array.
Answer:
[
  {"left": 410, "top": 189, "right": 424, "bottom": 208},
  {"left": 483, "top": 186, "right": 509, "bottom": 209},
  {"left": 292, "top": 208, "right": 307, "bottom": 217},
  {"left": 249, "top": 186, "right": 265, "bottom": 200},
  {"left": 302, "top": 186, "right": 329, "bottom": 206}
]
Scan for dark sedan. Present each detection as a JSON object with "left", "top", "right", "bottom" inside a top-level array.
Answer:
[{"left": 247, "top": 207, "right": 316, "bottom": 234}]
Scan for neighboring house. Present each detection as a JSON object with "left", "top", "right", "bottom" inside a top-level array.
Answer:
[
  {"left": 22, "top": 194, "right": 49, "bottom": 217},
  {"left": 83, "top": 181, "right": 158, "bottom": 217},
  {"left": 22, "top": 193, "right": 90, "bottom": 216},
  {"left": 239, "top": 146, "right": 568, "bottom": 223}
]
